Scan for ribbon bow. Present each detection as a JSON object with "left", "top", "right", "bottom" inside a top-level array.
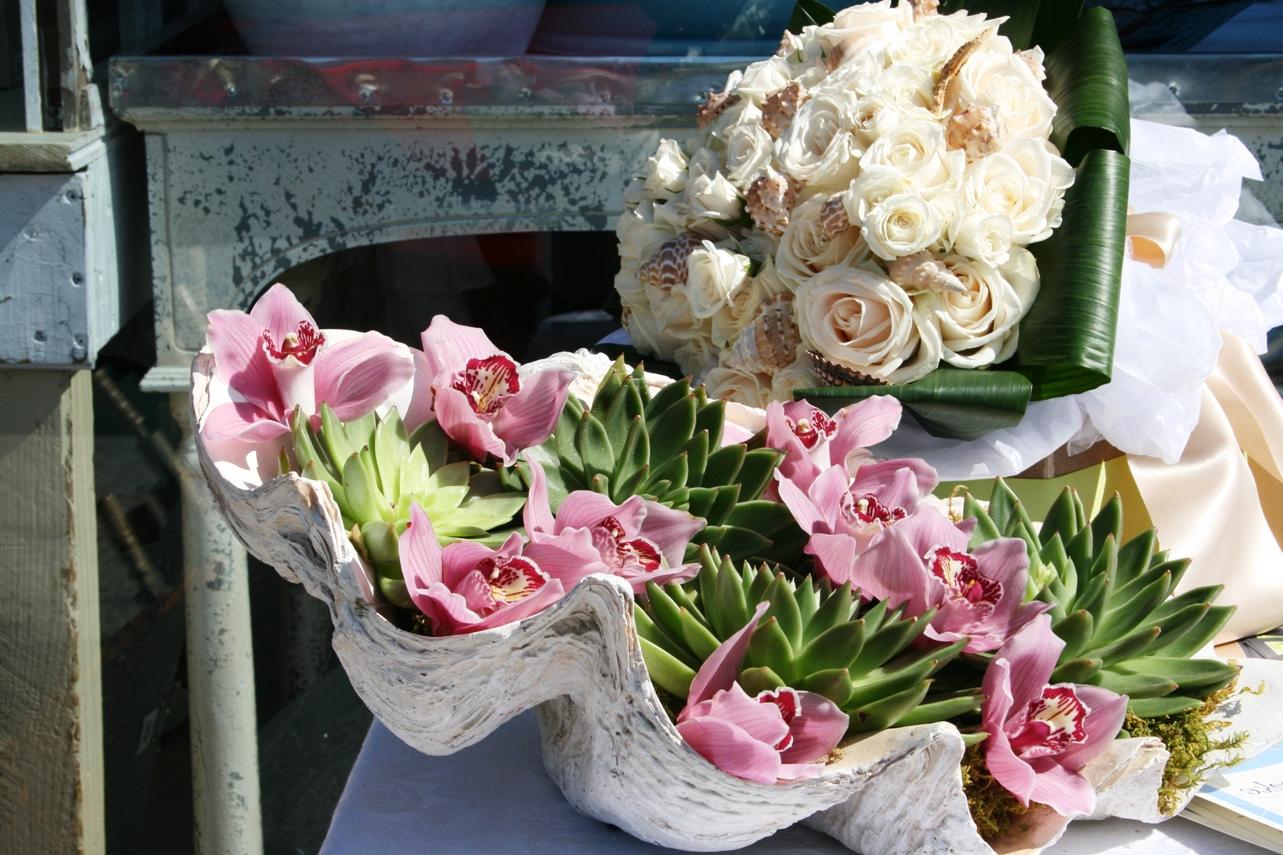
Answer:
[{"left": 1126, "top": 210, "right": 1181, "bottom": 269}]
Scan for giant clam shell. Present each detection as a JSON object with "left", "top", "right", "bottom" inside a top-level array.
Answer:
[{"left": 192, "top": 351, "right": 1283, "bottom": 854}]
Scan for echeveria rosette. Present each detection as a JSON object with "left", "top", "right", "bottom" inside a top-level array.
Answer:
[
  {"left": 399, "top": 504, "right": 567, "bottom": 636},
  {"left": 521, "top": 459, "right": 704, "bottom": 595},
  {"left": 203, "top": 283, "right": 414, "bottom": 472},
  {"left": 981, "top": 615, "right": 1128, "bottom": 817},
  {"left": 830, "top": 505, "right": 1048, "bottom": 653},
  {"left": 676, "top": 603, "right": 849, "bottom": 784},
  {"left": 420, "top": 315, "right": 574, "bottom": 466}
]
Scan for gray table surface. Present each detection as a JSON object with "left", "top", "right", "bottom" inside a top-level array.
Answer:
[{"left": 320, "top": 712, "right": 1268, "bottom": 854}]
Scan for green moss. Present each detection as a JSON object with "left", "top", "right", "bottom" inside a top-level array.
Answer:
[
  {"left": 1124, "top": 680, "right": 1252, "bottom": 816},
  {"left": 961, "top": 743, "right": 1029, "bottom": 841}
]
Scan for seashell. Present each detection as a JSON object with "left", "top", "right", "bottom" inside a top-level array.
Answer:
[
  {"left": 808, "top": 350, "right": 890, "bottom": 387},
  {"left": 888, "top": 251, "right": 967, "bottom": 294},
  {"left": 762, "top": 81, "right": 808, "bottom": 139},
  {"left": 697, "top": 89, "right": 742, "bottom": 129},
  {"left": 746, "top": 169, "right": 801, "bottom": 238},
  {"left": 192, "top": 352, "right": 1283, "bottom": 855},
  {"left": 911, "top": 0, "right": 940, "bottom": 19},
  {"left": 777, "top": 29, "right": 802, "bottom": 57},
  {"left": 727, "top": 296, "right": 800, "bottom": 374},
  {"left": 932, "top": 27, "right": 994, "bottom": 113},
  {"left": 637, "top": 234, "right": 703, "bottom": 289},
  {"left": 946, "top": 105, "right": 1005, "bottom": 161},
  {"left": 820, "top": 194, "right": 854, "bottom": 241}
]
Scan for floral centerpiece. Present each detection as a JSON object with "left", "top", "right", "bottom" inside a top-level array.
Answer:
[
  {"left": 193, "top": 283, "right": 1281, "bottom": 854},
  {"left": 612, "top": 0, "right": 1131, "bottom": 438}
]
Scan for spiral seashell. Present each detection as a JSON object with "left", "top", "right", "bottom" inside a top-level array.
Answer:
[
  {"left": 820, "top": 195, "right": 853, "bottom": 241},
  {"left": 945, "top": 104, "right": 1005, "bottom": 161},
  {"left": 911, "top": 0, "right": 940, "bottom": 18},
  {"left": 746, "top": 169, "right": 800, "bottom": 238},
  {"left": 933, "top": 28, "right": 994, "bottom": 113},
  {"left": 887, "top": 251, "right": 966, "bottom": 294},
  {"left": 807, "top": 351, "right": 889, "bottom": 387},
  {"left": 762, "top": 82, "right": 808, "bottom": 139},
  {"left": 637, "top": 234, "right": 703, "bottom": 289},
  {"left": 697, "top": 89, "right": 742, "bottom": 129},
  {"left": 727, "top": 296, "right": 801, "bottom": 375}
]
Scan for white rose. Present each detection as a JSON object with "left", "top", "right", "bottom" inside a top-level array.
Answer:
[
  {"left": 616, "top": 201, "right": 676, "bottom": 262},
  {"left": 821, "top": 0, "right": 914, "bottom": 65},
  {"left": 963, "top": 151, "right": 1062, "bottom": 245},
  {"left": 774, "top": 89, "right": 863, "bottom": 194},
  {"left": 777, "top": 195, "right": 871, "bottom": 292},
  {"left": 862, "top": 193, "right": 943, "bottom": 260},
  {"left": 645, "top": 139, "right": 688, "bottom": 196},
  {"left": 952, "top": 213, "right": 1014, "bottom": 267},
  {"left": 771, "top": 355, "right": 820, "bottom": 401},
  {"left": 704, "top": 362, "right": 773, "bottom": 408},
  {"left": 686, "top": 242, "right": 751, "bottom": 320},
  {"left": 646, "top": 281, "right": 702, "bottom": 345},
  {"left": 1001, "top": 246, "right": 1041, "bottom": 313},
  {"left": 1004, "top": 137, "right": 1074, "bottom": 234},
  {"left": 931, "top": 256, "right": 1026, "bottom": 368},
  {"left": 736, "top": 56, "right": 794, "bottom": 105},
  {"left": 618, "top": 269, "right": 679, "bottom": 359},
  {"left": 947, "top": 38, "right": 1057, "bottom": 141},
  {"left": 845, "top": 166, "right": 914, "bottom": 223},
  {"left": 796, "top": 264, "right": 941, "bottom": 384},
  {"left": 710, "top": 273, "right": 768, "bottom": 347},
  {"left": 885, "top": 13, "right": 991, "bottom": 70},
  {"left": 686, "top": 171, "right": 743, "bottom": 226},
  {"left": 651, "top": 196, "right": 690, "bottom": 233},
  {"left": 721, "top": 106, "right": 776, "bottom": 189},
  {"left": 867, "top": 62, "right": 934, "bottom": 112},
  {"left": 859, "top": 119, "right": 963, "bottom": 198},
  {"left": 674, "top": 333, "right": 721, "bottom": 380}
]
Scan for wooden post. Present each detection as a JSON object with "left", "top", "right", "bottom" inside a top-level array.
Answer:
[{"left": 0, "top": 369, "right": 105, "bottom": 855}]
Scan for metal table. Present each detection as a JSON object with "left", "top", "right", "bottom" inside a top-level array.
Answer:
[{"left": 108, "top": 52, "right": 1283, "bottom": 854}]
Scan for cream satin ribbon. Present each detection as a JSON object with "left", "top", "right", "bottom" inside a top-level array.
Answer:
[
  {"left": 1127, "top": 333, "right": 1283, "bottom": 643},
  {"left": 1126, "top": 210, "right": 1182, "bottom": 269}
]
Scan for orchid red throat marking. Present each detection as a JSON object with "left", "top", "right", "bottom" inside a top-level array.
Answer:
[
  {"left": 591, "top": 516, "right": 662, "bottom": 572},
  {"left": 476, "top": 554, "right": 547, "bottom": 606},
  {"left": 452, "top": 355, "right": 521, "bottom": 419},
  {"left": 787, "top": 409, "right": 837, "bottom": 450},
  {"left": 925, "top": 546, "right": 1002, "bottom": 609},
  {"left": 1008, "top": 685, "right": 1092, "bottom": 758},
  {"left": 843, "top": 492, "right": 907, "bottom": 526},
  {"left": 262, "top": 321, "right": 325, "bottom": 365},
  {"left": 758, "top": 688, "right": 801, "bottom": 751}
]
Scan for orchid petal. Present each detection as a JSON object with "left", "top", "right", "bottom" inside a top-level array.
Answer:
[
  {"left": 522, "top": 531, "right": 607, "bottom": 590},
  {"left": 1026, "top": 760, "right": 1097, "bottom": 817},
  {"left": 894, "top": 505, "right": 969, "bottom": 557},
  {"left": 522, "top": 458, "right": 556, "bottom": 536},
  {"left": 997, "top": 614, "right": 1064, "bottom": 710},
  {"left": 616, "top": 562, "right": 701, "bottom": 592},
  {"left": 636, "top": 501, "right": 703, "bottom": 568},
  {"left": 984, "top": 726, "right": 1039, "bottom": 807},
  {"left": 493, "top": 368, "right": 574, "bottom": 458},
  {"left": 848, "top": 525, "right": 934, "bottom": 616},
  {"left": 420, "top": 315, "right": 502, "bottom": 382},
  {"left": 779, "top": 691, "right": 849, "bottom": 764},
  {"left": 400, "top": 504, "right": 445, "bottom": 588},
  {"left": 438, "top": 539, "right": 503, "bottom": 588},
  {"left": 830, "top": 396, "right": 903, "bottom": 465},
  {"left": 687, "top": 602, "right": 770, "bottom": 707},
  {"left": 1056, "top": 686, "right": 1128, "bottom": 771},
  {"left": 412, "top": 581, "right": 484, "bottom": 635},
  {"left": 675, "top": 715, "right": 783, "bottom": 785},
  {"left": 433, "top": 386, "right": 508, "bottom": 463},
  {"left": 249, "top": 283, "right": 316, "bottom": 351},
  {"left": 765, "top": 401, "right": 821, "bottom": 490},
  {"left": 402, "top": 348, "right": 436, "bottom": 432},
  {"left": 206, "top": 308, "right": 280, "bottom": 413},
  {"left": 472, "top": 579, "right": 566, "bottom": 632},
  {"left": 981, "top": 657, "right": 1016, "bottom": 736},
  {"left": 201, "top": 401, "right": 291, "bottom": 443},
  {"left": 851, "top": 462, "right": 924, "bottom": 520},
  {"left": 810, "top": 465, "right": 854, "bottom": 530},
  {"left": 776, "top": 472, "right": 826, "bottom": 534},
  {"left": 314, "top": 331, "right": 415, "bottom": 422},
  {"left": 806, "top": 533, "right": 860, "bottom": 587},
  {"left": 552, "top": 491, "right": 630, "bottom": 533},
  {"left": 702, "top": 684, "right": 791, "bottom": 747},
  {"left": 453, "top": 569, "right": 498, "bottom": 614}
]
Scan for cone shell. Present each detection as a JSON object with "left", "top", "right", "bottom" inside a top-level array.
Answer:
[
  {"left": 820, "top": 195, "right": 853, "bottom": 241},
  {"left": 746, "top": 171, "right": 801, "bottom": 238},
  {"left": 887, "top": 251, "right": 966, "bottom": 294},
  {"left": 933, "top": 28, "right": 994, "bottom": 112},
  {"left": 727, "top": 296, "right": 801, "bottom": 375},
  {"left": 637, "top": 234, "right": 703, "bottom": 289},
  {"left": 945, "top": 105, "right": 1005, "bottom": 161},
  {"left": 762, "top": 82, "right": 808, "bottom": 139},
  {"left": 807, "top": 350, "right": 889, "bottom": 387}
]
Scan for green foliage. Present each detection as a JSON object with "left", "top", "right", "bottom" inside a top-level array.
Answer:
[
  {"left": 635, "top": 546, "right": 977, "bottom": 733},
  {"left": 965, "top": 481, "right": 1239, "bottom": 717},
  {"left": 526, "top": 358, "right": 801, "bottom": 563},
  {"left": 290, "top": 405, "right": 526, "bottom": 607}
]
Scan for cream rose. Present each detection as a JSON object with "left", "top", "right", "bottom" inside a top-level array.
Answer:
[
  {"left": 710, "top": 273, "right": 768, "bottom": 347},
  {"left": 963, "top": 151, "right": 1061, "bottom": 245},
  {"left": 796, "top": 264, "right": 941, "bottom": 384},
  {"left": 771, "top": 355, "right": 820, "bottom": 401},
  {"left": 952, "top": 213, "right": 1014, "bottom": 267},
  {"left": 947, "top": 38, "right": 1058, "bottom": 141},
  {"left": 704, "top": 361, "right": 773, "bottom": 408},
  {"left": 931, "top": 255, "right": 1026, "bottom": 368},
  {"left": 859, "top": 120, "right": 963, "bottom": 198},
  {"left": 674, "top": 333, "right": 721, "bottom": 380},
  {"left": 866, "top": 62, "right": 934, "bottom": 113},
  {"left": 845, "top": 166, "right": 913, "bottom": 224},
  {"left": 774, "top": 89, "right": 863, "bottom": 194},
  {"left": 885, "top": 13, "right": 990, "bottom": 70},
  {"left": 616, "top": 202, "right": 676, "bottom": 263},
  {"left": 644, "top": 139, "right": 688, "bottom": 196},
  {"left": 686, "top": 242, "right": 751, "bottom": 320},
  {"left": 721, "top": 107, "right": 776, "bottom": 189},
  {"left": 862, "top": 193, "right": 943, "bottom": 260},
  {"left": 736, "top": 56, "right": 794, "bottom": 105},
  {"left": 777, "top": 195, "right": 871, "bottom": 292},
  {"left": 821, "top": 0, "right": 914, "bottom": 65},
  {"left": 686, "top": 171, "right": 743, "bottom": 226}
]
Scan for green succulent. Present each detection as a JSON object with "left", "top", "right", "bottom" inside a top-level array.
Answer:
[
  {"left": 289, "top": 405, "right": 527, "bottom": 606},
  {"left": 526, "top": 358, "right": 802, "bottom": 563},
  {"left": 635, "top": 546, "right": 978, "bottom": 733},
  {"left": 964, "top": 480, "right": 1238, "bottom": 718}
]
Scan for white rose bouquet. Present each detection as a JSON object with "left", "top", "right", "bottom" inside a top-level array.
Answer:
[{"left": 614, "top": 0, "right": 1131, "bottom": 439}]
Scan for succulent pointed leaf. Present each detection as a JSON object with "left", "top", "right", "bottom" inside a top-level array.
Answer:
[
  {"left": 639, "top": 637, "right": 696, "bottom": 699},
  {"left": 849, "top": 681, "right": 933, "bottom": 732}
]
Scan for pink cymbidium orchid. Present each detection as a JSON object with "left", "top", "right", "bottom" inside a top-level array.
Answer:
[
  {"left": 521, "top": 460, "right": 703, "bottom": 594},
  {"left": 981, "top": 615, "right": 1128, "bottom": 816},
  {"left": 203, "top": 283, "right": 414, "bottom": 453},
  {"left": 764, "top": 397, "right": 906, "bottom": 495},
  {"left": 399, "top": 503, "right": 565, "bottom": 635},
  {"left": 825, "top": 505, "right": 1046, "bottom": 652},
  {"left": 420, "top": 316, "right": 574, "bottom": 466},
  {"left": 675, "top": 603, "right": 849, "bottom": 784}
]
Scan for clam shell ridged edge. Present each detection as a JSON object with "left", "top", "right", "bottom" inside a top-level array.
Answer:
[{"left": 190, "top": 352, "right": 1283, "bottom": 854}]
